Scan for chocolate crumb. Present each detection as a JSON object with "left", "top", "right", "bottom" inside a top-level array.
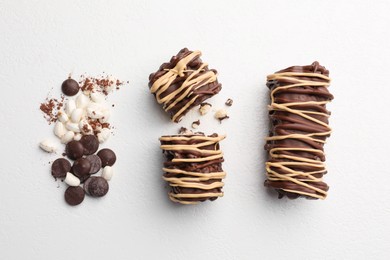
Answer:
[
  {"left": 87, "top": 119, "right": 111, "bottom": 136},
  {"left": 40, "top": 96, "right": 65, "bottom": 124},
  {"left": 179, "top": 127, "right": 190, "bottom": 135},
  {"left": 82, "top": 124, "right": 90, "bottom": 133},
  {"left": 199, "top": 102, "right": 212, "bottom": 116},
  {"left": 200, "top": 102, "right": 212, "bottom": 107},
  {"left": 225, "top": 98, "right": 233, "bottom": 106},
  {"left": 218, "top": 115, "right": 229, "bottom": 123},
  {"left": 215, "top": 109, "right": 229, "bottom": 123},
  {"left": 80, "top": 75, "right": 125, "bottom": 96},
  {"left": 191, "top": 120, "right": 200, "bottom": 129}
]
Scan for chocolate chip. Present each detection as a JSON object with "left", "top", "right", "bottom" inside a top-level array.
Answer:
[
  {"left": 225, "top": 98, "right": 233, "bottom": 106},
  {"left": 97, "top": 148, "right": 116, "bottom": 167},
  {"left": 65, "top": 141, "right": 84, "bottom": 160},
  {"left": 51, "top": 158, "right": 71, "bottom": 179},
  {"left": 85, "top": 154, "right": 102, "bottom": 174},
  {"left": 72, "top": 158, "right": 91, "bottom": 179},
  {"left": 191, "top": 120, "right": 200, "bottom": 129},
  {"left": 61, "top": 78, "right": 80, "bottom": 96},
  {"left": 84, "top": 176, "right": 109, "bottom": 197},
  {"left": 79, "top": 174, "right": 91, "bottom": 184},
  {"left": 83, "top": 177, "right": 93, "bottom": 195},
  {"left": 64, "top": 186, "right": 85, "bottom": 206},
  {"left": 80, "top": 135, "right": 99, "bottom": 155}
]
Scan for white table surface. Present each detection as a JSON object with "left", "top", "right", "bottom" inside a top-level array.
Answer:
[{"left": 1, "top": 1, "right": 389, "bottom": 259}]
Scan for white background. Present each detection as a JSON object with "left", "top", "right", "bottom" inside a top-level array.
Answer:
[{"left": 1, "top": 0, "right": 389, "bottom": 259}]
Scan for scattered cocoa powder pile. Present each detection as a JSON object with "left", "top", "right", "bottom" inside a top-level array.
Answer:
[
  {"left": 40, "top": 96, "right": 64, "bottom": 124},
  {"left": 88, "top": 119, "right": 111, "bottom": 135},
  {"left": 79, "top": 75, "right": 127, "bottom": 95},
  {"left": 39, "top": 73, "right": 128, "bottom": 130}
]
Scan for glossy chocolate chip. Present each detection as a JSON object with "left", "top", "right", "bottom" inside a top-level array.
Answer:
[
  {"left": 84, "top": 177, "right": 109, "bottom": 197},
  {"left": 72, "top": 158, "right": 91, "bottom": 179},
  {"left": 97, "top": 148, "right": 116, "bottom": 167},
  {"left": 85, "top": 154, "right": 102, "bottom": 174},
  {"left": 61, "top": 78, "right": 80, "bottom": 96},
  {"left": 51, "top": 158, "right": 71, "bottom": 179},
  {"left": 64, "top": 186, "right": 85, "bottom": 206},
  {"left": 80, "top": 135, "right": 99, "bottom": 155},
  {"left": 65, "top": 141, "right": 84, "bottom": 160}
]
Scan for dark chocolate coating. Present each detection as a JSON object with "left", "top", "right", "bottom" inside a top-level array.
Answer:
[
  {"left": 160, "top": 132, "right": 225, "bottom": 204},
  {"left": 264, "top": 61, "right": 333, "bottom": 199},
  {"left": 149, "top": 48, "right": 222, "bottom": 122},
  {"left": 80, "top": 135, "right": 99, "bottom": 155},
  {"left": 61, "top": 78, "right": 80, "bottom": 96},
  {"left": 51, "top": 158, "right": 71, "bottom": 179},
  {"left": 65, "top": 141, "right": 84, "bottom": 160},
  {"left": 64, "top": 186, "right": 85, "bottom": 206},
  {"left": 97, "top": 148, "right": 116, "bottom": 167}
]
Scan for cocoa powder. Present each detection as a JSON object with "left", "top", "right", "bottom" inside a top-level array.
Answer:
[
  {"left": 40, "top": 96, "right": 64, "bottom": 124},
  {"left": 79, "top": 75, "right": 125, "bottom": 96}
]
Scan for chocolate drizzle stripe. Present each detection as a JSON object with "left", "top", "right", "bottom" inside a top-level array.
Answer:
[
  {"left": 267, "top": 134, "right": 327, "bottom": 144},
  {"left": 265, "top": 69, "right": 332, "bottom": 200},
  {"left": 168, "top": 194, "right": 223, "bottom": 205},
  {"left": 163, "top": 177, "right": 226, "bottom": 183},
  {"left": 271, "top": 103, "right": 330, "bottom": 128},
  {"left": 160, "top": 135, "right": 226, "bottom": 142},
  {"left": 266, "top": 164, "right": 327, "bottom": 197},
  {"left": 161, "top": 143, "right": 221, "bottom": 149},
  {"left": 150, "top": 50, "right": 218, "bottom": 122},
  {"left": 170, "top": 95, "right": 199, "bottom": 121},
  {"left": 162, "top": 168, "right": 226, "bottom": 179},
  {"left": 268, "top": 72, "right": 330, "bottom": 80},
  {"left": 269, "top": 148, "right": 325, "bottom": 163},
  {"left": 160, "top": 146, "right": 221, "bottom": 155},
  {"left": 172, "top": 154, "right": 223, "bottom": 163},
  {"left": 169, "top": 197, "right": 195, "bottom": 205},
  {"left": 270, "top": 147, "right": 326, "bottom": 154},
  {"left": 163, "top": 68, "right": 215, "bottom": 110},
  {"left": 170, "top": 192, "right": 224, "bottom": 199},
  {"left": 167, "top": 180, "right": 224, "bottom": 189},
  {"left": 164, "top": 174, "right": 226, "bottom": 180}
]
